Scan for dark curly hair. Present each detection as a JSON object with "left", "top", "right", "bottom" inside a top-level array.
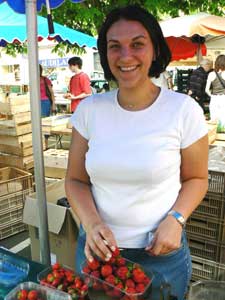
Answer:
[{"left": 97, "top": 5, "right": 171, "bottom": 81}]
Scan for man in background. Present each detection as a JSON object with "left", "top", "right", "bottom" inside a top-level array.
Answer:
[
  {"left": 187, "top": 58, "right": 213, "bottom": 112},
  {"left": 64, "top": 57, "right": 92, "bottom": 112}
]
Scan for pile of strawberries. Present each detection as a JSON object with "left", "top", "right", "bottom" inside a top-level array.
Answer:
[
  {"left": 17, "top": 289, "right": 43, "bottom": 300},
  {"left": 39, "top": 263, "right": 89, "bottom": 300},
  {"left": 82, "top": 248, "right": 152, "bottom": 300}
]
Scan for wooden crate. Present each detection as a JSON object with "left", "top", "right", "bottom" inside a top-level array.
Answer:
[
  {"left": 0, "top": 153, "right": 34, "bottom": 170},
  {"left": 0, "top": 111, "right": 31, "bottom": 126},
  {"left": 44, "top": 167, "right": 66, "bottom": 179},
  {"left": 217, "top": 133, "right": 225, "bottom": 141},
  {"left": 0, "top": 122, "right": 32, "bottom": 136},
  {"left": 0, "top": 167, "right": 33, "bottom": 197},
  {"left": 0, "top": 144, "right": 33, "bottom": 156},
  {"left": 42, "top": 114, "right": 71, "bottom": 134},
  {"left": 0, "top": 94, "right": 30, "bottom": 114},
  {"left": 0, "top": 133, "right": 32, "bottom": 148}
]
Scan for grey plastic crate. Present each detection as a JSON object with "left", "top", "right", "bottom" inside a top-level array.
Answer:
[
  {"left": 195, "top": 192, "right": 225, "bottom": 220},
  {"left": 187, "top": 234, "right": 225, "bottom": 263},
  {"left": 191, "top": 255, "right": 225, "bottom": 281},
  {"left": 186, "top": 213, "right": 225, "bottom": 243},
  {"left": 5, "top": 281, "right": 72, "bottom": 300},
  {"left": 188, "top": 280, "right": 225, "bottom": 300},
  {"left": 208, "top": 170, "right": 225, "bottom": 195}
]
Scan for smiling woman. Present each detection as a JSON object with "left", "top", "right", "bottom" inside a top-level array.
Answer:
[{"left": 65, "top": 5, "right": 208, "bottom": 300}]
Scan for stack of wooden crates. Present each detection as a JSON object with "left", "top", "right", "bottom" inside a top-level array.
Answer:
[
  {"left": 0, "top": 94, "right": 34, "bottom": 170},
  {"left": 186, "top": 146, "right": 225, "bottom": 281},
  {"left": 0, "top": 167, "right": 33, "bottom": 240}
]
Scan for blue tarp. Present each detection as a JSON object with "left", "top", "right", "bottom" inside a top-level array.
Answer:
[
  {"left": 0, "top": 0, "right": 84, "bottom": 13},
  {"left": 0, "top": 2, "right": 96, "bottom": 48}
]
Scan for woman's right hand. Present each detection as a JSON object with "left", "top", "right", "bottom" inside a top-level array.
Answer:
[{"left": 84, "top": 222, "right": 118, "bottom": 262}]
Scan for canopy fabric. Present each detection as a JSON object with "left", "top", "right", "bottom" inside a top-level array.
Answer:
[
  {"left": 160, "top": 13, "right": 225, "bottom": 61},
  {"left": 0, "top": 0, "right": 84, "bottom": 13},
  {"left": 160, "top": 13, "right": 225, "bottom": 37},
  {"left": 166, "top": 36, "right": 207, "bottom": 61},
  {"left": 0, "top": 2, "right": 96, "bottom": 48}
]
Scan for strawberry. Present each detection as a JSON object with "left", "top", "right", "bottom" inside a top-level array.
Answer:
[
  {"left": 17, "top": 289, "right": 28, "bottom": 300},
  {"left": 113, "top": 282, "right": 124, "bottom": 297},
  {"left": 136, "top": 283, "right": 146, "bottom": 293},
  {"left": 112, "top": 247, "right": 121, "bottom": 257},
  {"left": 105, "top": 274, "right": 117, "bottom": 286},
  {"left": 52, "top": 278, "right": 61, "bottom": 287},
  {"left": 82, "top": 265, "right": 91, "bottom": 274},
  {"left": 52, "top": 262, "right": 61, "bottom": 270},
  {"left": 46, "top": 273, "right": 54, "bottom": 283},
  {"left": 92, "top": 280, "right": 102, "bottom": 290},
  {"left": 143, "top": 275, "right": 151, "bottom": 285},
  {"left": 116, "top": 266, "right": 129, "bottom": 280},
  {"left": 101, "top": 264, "right": 113, "bottom": 277},
  {"left": 125, "top": 279, "right": 135, "bottom": 288},
  {"left": 108, "top": 256, "right": 116, "bottom": 264},
  {"left": 132, "top": 268, "right": 145, "bottom": 283},
  {"left": 87, "top": 258, "right": 100, "bottom": 270},
  {"left": 27, "top": 290, "right": 38, "bottom": 300},
  {"left": 116, "top": 257, "right": 126, "bottom": 266},
  {"left": 91, "top": 270, "right": 100, "bottom": 278},
  {"left": 125, "top": 287, "right": 136, "bottom": 295},
  {"left": 74, "top": 277, "right": 83, "bottom": 289}
]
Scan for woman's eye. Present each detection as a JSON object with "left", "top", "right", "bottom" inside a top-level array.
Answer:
[
  {"left": 133, "top": 42, "right": 143, "bottom": 48},
  {"left": 108, "top": 44, "right": 120, "bottom": 49}
]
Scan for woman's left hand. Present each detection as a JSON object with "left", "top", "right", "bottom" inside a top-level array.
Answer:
[{"left": 145, "top": 215, "right": 183, "bottom": 256}]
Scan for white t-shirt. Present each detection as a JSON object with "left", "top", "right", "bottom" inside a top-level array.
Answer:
[{"left": 70, "top": 88, "right": 207, "bottom": 248}]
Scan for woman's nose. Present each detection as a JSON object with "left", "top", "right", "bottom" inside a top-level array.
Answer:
[{"left": 120, "top": 46, "right": 132, "bottom": 58}]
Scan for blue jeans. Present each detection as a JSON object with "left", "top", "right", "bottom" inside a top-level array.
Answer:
[
  {"left": 75, "top": 225, "right": 192, "bottom": 300},
  {"left": 41, "top": 99, "right": 51, "bottom": 117}
]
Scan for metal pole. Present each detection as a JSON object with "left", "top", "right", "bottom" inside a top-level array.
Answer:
[{"left": 25, "top": 0, "right": 51, "bottom": 266}]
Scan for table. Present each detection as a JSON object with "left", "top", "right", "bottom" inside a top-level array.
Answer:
[
  {"left": 0, "top": 247, "right": 46, "bottom": 299},
  {"left": 50, "top": 127, "right": 72, "bottom": 149}
]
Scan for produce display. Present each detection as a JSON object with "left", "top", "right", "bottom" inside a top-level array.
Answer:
[
  {"left": 38, "top": 263, "right": 89, "bottom": 300},
  {"left": 81, "top": 247, "right": 153, "bottom": 300}
]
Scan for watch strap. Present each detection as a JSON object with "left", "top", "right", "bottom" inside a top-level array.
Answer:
[{"left": 168, "top": 210, "right": 185, "bottom": 227}]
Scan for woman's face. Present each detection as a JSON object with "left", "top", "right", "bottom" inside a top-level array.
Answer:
[{"left": 106, "top": 19, "right": 154, "bottom": 89}]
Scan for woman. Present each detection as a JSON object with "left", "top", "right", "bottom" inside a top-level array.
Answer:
[
  {"left": 39, "top": 64, "right": 56, "bottom": 148},
  {"left": 65, "top": 5, "right": 208, "bottom": 300},
  {"left": 39, "top": 64, "right": 56, "bottom": 117},
  {"left": 205, "top": 55, "right": 225, "bottom": 131}
]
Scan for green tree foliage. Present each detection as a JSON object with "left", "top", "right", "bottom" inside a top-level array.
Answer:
[{"left": 3, "top": 0, "right": 225, "bottom": 56}]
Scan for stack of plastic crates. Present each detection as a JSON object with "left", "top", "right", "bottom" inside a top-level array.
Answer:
[
  {"left": 186, "top": 146, "right": 225, "bottom": 281},
  {"left": 0, "top": 167, "right": 33, "bottom": 240}
]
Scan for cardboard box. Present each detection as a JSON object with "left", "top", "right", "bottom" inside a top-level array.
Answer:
[
  {"left": 44, "top": 149, "right": 69, "bottom": 179},
  {"left": 23, "top": 180, "right": 80, "bottom": 269}
]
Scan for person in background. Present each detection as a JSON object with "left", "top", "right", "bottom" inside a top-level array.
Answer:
[
  {"left": 64, "top": 57, "right": 92, "bottom": 112},
  {"left": 187, "top": 58, "right": 213, "bottom": 112},
  {"left": 151, "top": 70, "right": 173, "bottom": 89},
  {"left": 205, "top": 55, "right": 225, "bottom": 130},
  {"left": 65, "top": 5, "right": 208, "bottom": 300},
  {"left": 39, "top": 64, "right": 56, "bottom": 117},
  {"left": 39, "top": 64, "right": 56, "bottom": 149}
]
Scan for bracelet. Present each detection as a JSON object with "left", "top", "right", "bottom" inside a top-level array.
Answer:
[{"left": 167, "top": 210, "right": 185, "bottom": 227}]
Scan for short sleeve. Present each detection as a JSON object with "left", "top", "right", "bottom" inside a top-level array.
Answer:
[
  {"left": 45, "top": 77, "right": 52, "bottom": 86},
  {"left": 80, "top": 73, "right": 92, "bottom": 94},
  {"left": 180, "top": 98, "right": 208, "bottom": 149},
  {"left": 70, "top": 99, "right": 90, "bottom": 140}
]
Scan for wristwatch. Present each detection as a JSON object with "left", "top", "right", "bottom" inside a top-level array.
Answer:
[{"left": 168, "top": 210, "right": 185, "bottom": 227}]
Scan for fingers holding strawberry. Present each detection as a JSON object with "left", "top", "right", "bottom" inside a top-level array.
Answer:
[{"left": 84, "top": 222, "right": 118, "bottom": 262}]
